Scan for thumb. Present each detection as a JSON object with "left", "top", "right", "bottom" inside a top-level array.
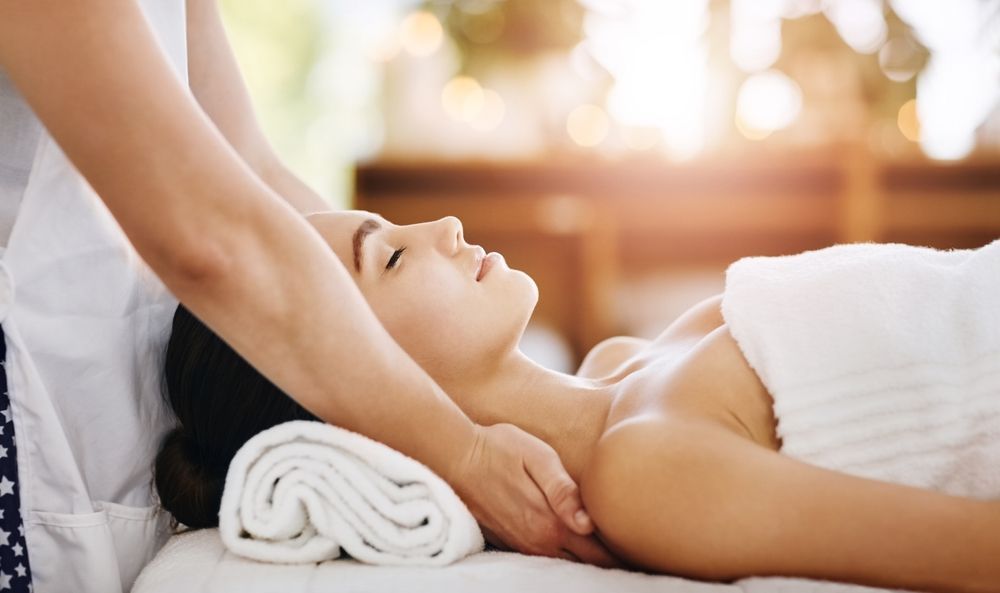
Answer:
[{"left": 523, "top": 442, "right": 594, "bottom": 536}]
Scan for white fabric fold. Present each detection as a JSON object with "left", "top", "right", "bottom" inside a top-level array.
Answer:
[
  {"left": 721, "top": 239, "right": 1000, "bottom": 498},
  {"left": 218, "top": 420, "right": 484, "bottom": 566}
]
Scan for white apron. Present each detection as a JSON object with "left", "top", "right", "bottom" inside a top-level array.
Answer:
[{"left": 0, "top": 1, "right": 186, "bottom": 591}]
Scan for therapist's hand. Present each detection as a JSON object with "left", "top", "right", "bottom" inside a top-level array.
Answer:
[{"left": 451, "top": 423, "right": 621, "bottom": 568}]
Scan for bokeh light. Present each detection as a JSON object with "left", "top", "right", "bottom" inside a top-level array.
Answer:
[
  {"left": 470, "top": 89, "right": 506, "bottom": 132},
  {"left": 442, "top": 76, "right": 485, "bottom": 122},
  {"left": 878, "top": 37, "right": 921, "bottom": 82},
  {"left": 458, "top": 6, "right": 506, "bottom": 44},
  {"left": 782, "top": 0, "right": 824, "bottom": 19},
  {"left": 583, "top": 0, "right": 709, "bottom": 160},
  {"left": 441, "top": 76, "right": 507, "bottom": 132},
  {"left": 567, "top": 104, "right": 610, "bottom": 147},
  {"left": 892, "top": 0, "right": 1000, "bottom": 160},
  {"left": 917, "top": 54, "right": 985, "bottom": 160},
  {"left": 736, "top": 70, "right": 803, "bottom": 134},
  {"left": 400, "top": 10, "right": 444, "bottom": 57},
  {"left": 896, "top": 98, "right": 920, "bottom": 142},
  {"left": 729, "top": 0, "right": 785, "bottom": 72},
  {"left": 730, "top": 18, "right": 782, "bottom": 73},
  {"left": 229, "top": 0, "right": 1000, "bottom": 185},
  {"left": 824, "top": 0, "right": 888, "bottom": 54}
]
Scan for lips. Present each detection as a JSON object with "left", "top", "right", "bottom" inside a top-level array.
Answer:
[
  {"left": 477, "top": 254, "right": 490, "bottom": 281},
  {"left": 474, "top": 247, "right": 487, "bottom": 281}
]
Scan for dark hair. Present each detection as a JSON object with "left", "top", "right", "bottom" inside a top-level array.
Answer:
[{"left": 154, "top": 305, "right": 319, "bottom": 530}]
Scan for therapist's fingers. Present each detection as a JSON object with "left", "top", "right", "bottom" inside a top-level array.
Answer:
[
  {"left": 521, "top": 437, "right": 594, "bottom": 536},
  {"left": 481, "top": 525, "right": 512, "bottom": 551},
  {"left": 561, "top": 533, "right": 625, "bottom": 569},
  {"left": 454, "top": 423, "right": 580, "bottom": 557}
]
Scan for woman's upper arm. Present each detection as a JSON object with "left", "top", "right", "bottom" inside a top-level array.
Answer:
[{"left": 582, "top": 418, "right": 1000, "bottom": 593}]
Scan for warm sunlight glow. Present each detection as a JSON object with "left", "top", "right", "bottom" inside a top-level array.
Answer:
[
  {"left": 736, "top": 70, "right": 803, "bottom": 133},
  {"left": 897, "top": 99, "right": 920, "bottom": 142},
  {"left": 369, "top": 35, "right": 402, "bottom": 63},
  {"left": 734, "top": 112, "right": 773, "bottom": 141},
  {"left": 824, "top": 0, "right": 888, "bottom": 54},
  {"left": 567, "top": 104, "right": 610, "bottom": 147},
  {"left": 442, "top": 76, "right": 485, "bottom": 122},
  {"left": 730, "top": 0, "right": 785, "bottom": 72},
  {"left": 622, "top": 126, "right": 661, "bottom": 151},
  {"left": 470, "top": 89, "right": 506, "bottom": 132},
  {"left": 892, "top": 0, "right": 999, "bottom": 160},
  {"left": 582, "top": 0, "right": 709, "bottom": 160},
  {"left": 400, "top": 10, "right": 444, "bottom": 57}
]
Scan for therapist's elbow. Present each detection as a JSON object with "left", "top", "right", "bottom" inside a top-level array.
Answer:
[{"left": 143, "top": 237, "right": 235, "bottom": 290}]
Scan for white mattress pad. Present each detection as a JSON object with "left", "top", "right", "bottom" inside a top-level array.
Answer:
[{"left": 131, "top": 529, "right": 911, "bottom": 593}]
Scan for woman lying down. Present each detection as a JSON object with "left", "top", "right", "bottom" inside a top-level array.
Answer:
[{"left": 154, "top": 210, "right": 1000, "bottom": 593}]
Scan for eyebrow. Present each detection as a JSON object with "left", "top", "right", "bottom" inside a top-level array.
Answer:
[{"left": 352, "top": 218, "right": 381, "bottom": 273}]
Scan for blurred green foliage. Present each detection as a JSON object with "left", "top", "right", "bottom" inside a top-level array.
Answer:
[
  {"left": 219, "top": 0, "right": 337, "bottom": 201},
  {"left": 429, "top": 0, "right": 584, "bottom": 72}
]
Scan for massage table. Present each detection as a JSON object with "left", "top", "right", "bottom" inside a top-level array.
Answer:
[{"left": 131, "top": 529, "right": 910, "bottom": 593}]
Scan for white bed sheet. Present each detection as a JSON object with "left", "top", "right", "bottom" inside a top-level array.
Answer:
[{"left": 131, "top": 529, "right": 911, "bottom": 593}]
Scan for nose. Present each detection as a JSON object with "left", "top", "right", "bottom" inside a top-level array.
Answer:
[{"left": 435, "top": 216, "right": 464, "bottom": 255}]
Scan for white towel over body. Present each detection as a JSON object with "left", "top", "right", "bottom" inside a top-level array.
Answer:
[
  {"left": 218, "top": 420, "right": 484, "bottom": 565},
  {"left": 721, "top": 239, "right": 1000, "bottom": 498}
]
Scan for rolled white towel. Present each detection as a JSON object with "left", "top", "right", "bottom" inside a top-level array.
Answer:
[{"left": 218, "top": 420, "right": 484, "bottom": 566}]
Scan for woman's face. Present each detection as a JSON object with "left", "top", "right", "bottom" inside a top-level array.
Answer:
[{"left": 306, "top": 210, "right": 538, "bottom": 378}]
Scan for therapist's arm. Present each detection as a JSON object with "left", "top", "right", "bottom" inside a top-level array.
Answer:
[
  {"left": 0, "top": 0, "right": 613, "bottom": 565},
  {"left": 184, "top": 0, "right": 327, "bottom": 215}
]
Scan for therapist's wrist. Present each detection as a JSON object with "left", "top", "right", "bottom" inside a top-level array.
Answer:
[
  {"left": 443, "top": 423, "right": 486, "bottom": 494},
  {"left": 438, "top": 423, "right": 485, "bottom": 492},
  {"left": 402, "top": 408, "right": 481, "bottom": 490}
]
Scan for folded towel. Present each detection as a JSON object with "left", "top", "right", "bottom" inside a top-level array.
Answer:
[
  {"left": 218, "top": 420, "right": 484, "bottom": 565},
  {"left": 721, "top": 239, "right": 1000, "bottom": 498}
]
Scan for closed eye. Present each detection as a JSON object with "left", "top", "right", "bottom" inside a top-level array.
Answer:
[{"left": 386, "top": 247, "right": 406, "bottom": 271}]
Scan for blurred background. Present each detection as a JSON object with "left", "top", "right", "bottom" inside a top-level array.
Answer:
[{"left": 221, "top": 0, "right": 1000, "bottom": 372}]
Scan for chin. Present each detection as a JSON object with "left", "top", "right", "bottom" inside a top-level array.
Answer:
[
  {"left": 512, "top": 272, "right": 539, "bottom": 331},
  {"left": 507, "top": 269, "right": 538, "bottom": 310},
  {"left": 483, "top": 270, "right": 538, "bottom": 355}
]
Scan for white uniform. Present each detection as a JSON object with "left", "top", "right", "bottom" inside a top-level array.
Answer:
[{"left": 0, "top": 1, "right": 186, "bottom": 590}]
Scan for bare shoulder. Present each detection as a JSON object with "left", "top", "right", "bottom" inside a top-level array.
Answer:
[
  {"left": 576, "top": 294, "right": 724, "bottom": 380},
  {"left": 578, "top": 415, "right": 742, "bottom": 575},
  {"left": 648, "top": 293, "right": 723, "bottom": 346},
  {"left": 575, "top": 336, "right": 651, "bottom": 379}
]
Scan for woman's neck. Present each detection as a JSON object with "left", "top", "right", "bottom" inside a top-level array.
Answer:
[{"left": 445, "top": 349, "right": 616, "bottom": 483}]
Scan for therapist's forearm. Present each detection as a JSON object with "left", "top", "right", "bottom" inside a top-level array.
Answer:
[{"left": 0, "top": 0, "right": 476, "bottom": 480}]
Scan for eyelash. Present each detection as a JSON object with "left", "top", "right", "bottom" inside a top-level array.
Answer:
[{"left": 386, "top": 247, "right": 406, "bottom": 270}]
